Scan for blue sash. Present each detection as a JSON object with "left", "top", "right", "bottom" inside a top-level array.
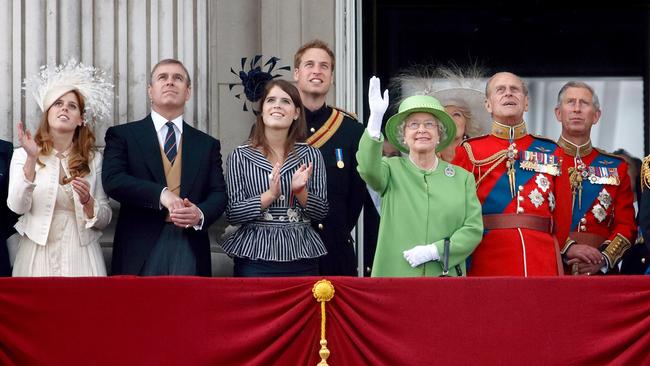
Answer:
[
  {"left": 570, "top": 153, "right": 621, "bottom": 231},
  {"left": 482, "top": 138, "right": 558, "bottom": 215}
]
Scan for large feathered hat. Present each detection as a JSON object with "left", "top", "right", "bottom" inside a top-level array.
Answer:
[
  {"left": 390, "top": 64, "right": 490, "bottom": 137},
  {"left": 23, "top": 59, "right": 114, "bottom": 123}
]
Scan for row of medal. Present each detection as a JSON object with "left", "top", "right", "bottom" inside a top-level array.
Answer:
[{"left": 520, "top": 151, "right": 620, "bottom": 185}]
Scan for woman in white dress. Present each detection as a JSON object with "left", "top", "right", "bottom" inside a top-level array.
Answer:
[{"left": 8, "top": 60, "right": 113, "bottom": 276}]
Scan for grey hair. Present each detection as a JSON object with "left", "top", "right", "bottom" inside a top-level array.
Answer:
[
  {"left": 556, "top": 81, "right": 600, "bottom": 110},
  {"left": 149, "top": 59, "right": 192, "bottom": 87},
  {"left": 485, "top": 72, "right": 529, "bottom": 97},
  {"left": 397, "top": 114, "right": 448, "bottom": 150}
]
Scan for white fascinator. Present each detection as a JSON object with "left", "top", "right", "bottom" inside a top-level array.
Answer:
[{"left": 23, "top": 59, "right": 114, "bottom": 124}]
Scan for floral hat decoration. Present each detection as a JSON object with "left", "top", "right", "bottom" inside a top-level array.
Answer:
[
  {"left": 23, "top": 58, "right": 114, "bottom": 124},
  {"left": 229, "top": 55, "right": 291, "bottom": 115}
]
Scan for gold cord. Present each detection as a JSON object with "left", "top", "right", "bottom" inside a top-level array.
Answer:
[
  {"left": 312, "top": 279, "right": 335, "bottom": 366},
  {"left": 462, "top": 142, "right": 509, "bottom": 187}
]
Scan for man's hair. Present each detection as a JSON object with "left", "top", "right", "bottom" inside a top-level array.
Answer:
[
  {"left": 485, "top": 72, "right": 528, "bottom": 97},
  {"left": 149, "top": 59, "right": 192, "bottom": 87},
  {"left": 556, "top": 81, "right": 600, "bottom": 110},
  {"left": 293, "top": 39, "right": 335, "bottom": 71}
]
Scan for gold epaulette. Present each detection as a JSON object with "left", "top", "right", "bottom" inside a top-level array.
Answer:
[
  {"left": 602, "top": 233, "right": 632, "bottom": 269},
  {"left": 331, "top": 105, "right": 358, "bottom": 121},
  {"left": 641, "top": 155, "right": 650, "bottom": 191}
]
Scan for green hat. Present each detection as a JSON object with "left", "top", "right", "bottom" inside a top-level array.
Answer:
[{"left": 385, "top": 95, "right": 457, "bottom": 154}]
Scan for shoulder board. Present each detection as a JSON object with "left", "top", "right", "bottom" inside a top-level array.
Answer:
[
  {"left": 530, "top": 134, "right": 559, "bottom": 145},
  {"left": 331, "top": 105, "right": 358, "bottom": 120},
  {"left": 594, "top": 147, "right": 625, "bottom": 162},
  {"left": 641, "top": 155, "right": 650, "bottom": 191}
]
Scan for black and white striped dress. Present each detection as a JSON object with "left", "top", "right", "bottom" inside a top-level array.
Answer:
[{"left": 221, "top": 143, "right": 328, "bottom": 261}]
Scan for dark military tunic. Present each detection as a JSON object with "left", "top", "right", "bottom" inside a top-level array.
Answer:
[{"left": 305, "top": 104, "right": 368, "bottom": 275}]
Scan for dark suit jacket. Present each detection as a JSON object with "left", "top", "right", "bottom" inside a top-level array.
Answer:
[
  {"left": 102, "top": 116, "right": 227, "bottom": 276},
  {"left": 0, "top": 139, "right": 17, "bottom": 276}
]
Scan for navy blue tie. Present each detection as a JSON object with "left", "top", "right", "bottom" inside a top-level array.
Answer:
[{"left": 164, "top": 122, "right": 177, "bottom": 164}]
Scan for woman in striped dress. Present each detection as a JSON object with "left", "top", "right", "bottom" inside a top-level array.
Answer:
[{"left": 221, "top": 79, "right": 328, "bottom": 277}]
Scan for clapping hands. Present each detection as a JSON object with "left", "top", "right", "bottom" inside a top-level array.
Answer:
[{"left": 291, "top": 162, "right": 313, "bottom": 193}]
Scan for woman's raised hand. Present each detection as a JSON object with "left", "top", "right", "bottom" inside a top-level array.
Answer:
[
  {"left": 367, "top": 76, "right": 389, "bottom": 138},
  {"left": 17, "top": 121, "right": 39, "bottom": 158}
]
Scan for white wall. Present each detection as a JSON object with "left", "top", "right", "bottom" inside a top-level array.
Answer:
[{"left": 1, "top": 0, "right": 344, "bottom": 163}]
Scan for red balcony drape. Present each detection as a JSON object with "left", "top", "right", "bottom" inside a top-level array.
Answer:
[{"left": 0, "top": 276, "right": 648, "bottom": 365}]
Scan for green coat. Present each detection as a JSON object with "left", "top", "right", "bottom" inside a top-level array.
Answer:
[{"left": 357, "top": 131, "right": 483, "bottom": 277}]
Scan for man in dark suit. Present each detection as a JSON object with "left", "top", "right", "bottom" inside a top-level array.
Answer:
[
  {"left": 293, "top": 40, "right": 376, "bottom": 276},
  {"left": 0, "top": 139, "right": 17, "bottom": 276},
  {"left": 103, "top": 59, "right": 227, "bottom": 276}
]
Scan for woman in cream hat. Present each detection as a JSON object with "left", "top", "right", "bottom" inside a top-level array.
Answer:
[
  {"left": 356, "top": 76, "right": 483, "bottom": 277},
  {"left": 8, "top": 59, "right": 113, "bottom": 276}
]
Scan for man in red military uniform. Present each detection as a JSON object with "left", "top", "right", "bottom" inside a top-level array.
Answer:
[
  {"left": 553, "top": 81, "right": 636, "bottom": 275},
  {"left": 453, "top": 72, "right": 562, "bottom": 276}
]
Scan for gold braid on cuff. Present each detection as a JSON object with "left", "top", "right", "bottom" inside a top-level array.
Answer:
[{"left": 601, "top": 233, "right": 632, "bottom": 269}]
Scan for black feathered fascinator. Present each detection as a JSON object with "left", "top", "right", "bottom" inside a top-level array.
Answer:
[{"left": 229, "top": 55, "right": 290, "bottom": 115}]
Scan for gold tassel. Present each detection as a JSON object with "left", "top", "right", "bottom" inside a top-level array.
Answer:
[{"left": 312, "top": 279, "right": 335, "bottom": 366}]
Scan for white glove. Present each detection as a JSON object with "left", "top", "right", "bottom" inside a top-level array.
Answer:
[
  {"left": 367, "top": 76, "right": 389, "bottom": 139},
  {"left": 403, "top": 244, "right": 440, "bottom": 268}
]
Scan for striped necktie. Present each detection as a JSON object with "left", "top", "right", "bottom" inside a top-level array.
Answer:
[{"left": 164, "top": 121, "right": 177, "bottom": 164}]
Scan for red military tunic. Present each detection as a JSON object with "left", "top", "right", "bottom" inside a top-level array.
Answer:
[
  {"left": 554, "top": 137, "right": 636, "bottom": 272},
  {"left": 453, "top": 121, "right": 563, "bottom": 276}
]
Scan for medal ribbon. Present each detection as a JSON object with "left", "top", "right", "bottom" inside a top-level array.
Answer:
[
  {"left": 482, "top": 138, "right": 558, "bottom": 215},
  {"left": 570, "top": 152, "right": 621, "bottom": 230}
]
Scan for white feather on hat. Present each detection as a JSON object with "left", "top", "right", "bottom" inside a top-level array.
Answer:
[
  {"left": 23, "top": 59, "right": 114, "bottom": 124},
  {"left": 390, "top": 64, "right": 490, "bottom": 137}
]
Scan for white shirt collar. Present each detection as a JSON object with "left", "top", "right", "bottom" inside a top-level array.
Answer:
[{"left": 151, "top": 110, "right": 184, "bottom": 134}]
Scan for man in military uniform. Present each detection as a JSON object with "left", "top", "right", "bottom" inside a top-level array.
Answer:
[
  {"left": 453, "top": 72, "right": 562, "bottom": 276},
  {"left": 553, "top": 81, "right": 636, "bottom": 275},
  {"left": 293, "top": 39, "right": 369, "bottom": 276}
]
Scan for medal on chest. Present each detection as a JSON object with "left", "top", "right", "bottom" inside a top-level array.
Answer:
[{"left": 335, "top": 148, "right": 345, "bottom": 169}]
